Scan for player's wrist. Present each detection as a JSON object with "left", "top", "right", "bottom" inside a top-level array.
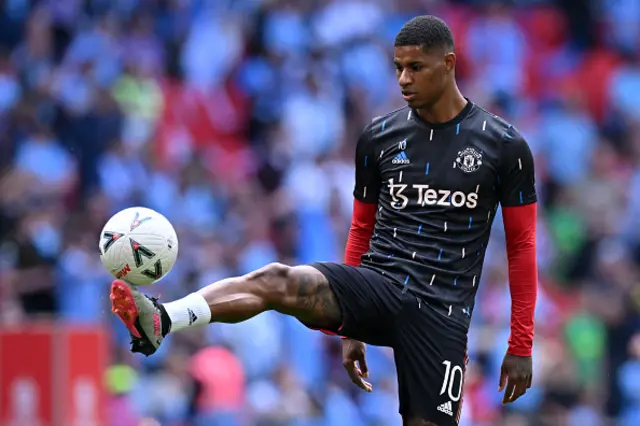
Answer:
[{"left": 506, "top": 345, "right": 532, "bottom": 357}]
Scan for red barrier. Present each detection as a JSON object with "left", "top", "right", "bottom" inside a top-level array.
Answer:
[{"left": 0, "top": 324, "right": 108, "bottom": 426}]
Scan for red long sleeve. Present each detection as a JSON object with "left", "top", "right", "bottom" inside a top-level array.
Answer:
[
  {"left": 502, "top": 202, "right": 538, "bottom": 357},
  {"left": 344, "top": 199, "right": 377, "bottom": 267}
]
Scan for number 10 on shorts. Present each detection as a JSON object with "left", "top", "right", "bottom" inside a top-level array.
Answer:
[{"left": 440, "top": 360, "right": 464, "bottom": 402}]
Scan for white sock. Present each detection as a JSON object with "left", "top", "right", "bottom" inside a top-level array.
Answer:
[{"left": 163, "top": 293, "right": 212, "bottom": 333}]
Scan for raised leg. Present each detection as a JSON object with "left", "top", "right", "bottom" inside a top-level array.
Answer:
[
  {"left": 197, "top": 263, "right": 342, "bottom": 328},
  {"left": 110, "top": 263, "right": 343, "bottom": 355}
]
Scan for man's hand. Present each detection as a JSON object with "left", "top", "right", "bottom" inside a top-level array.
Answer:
[
  {"left": 498, "top": 352, "right": 532, "bottom": 404},
  {"left": 342, "top": 338, "right": 372, "bottom": 392}
]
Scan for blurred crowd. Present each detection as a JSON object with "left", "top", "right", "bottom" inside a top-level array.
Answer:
[{"left": 1, "top": 0, "right": 639, "bottom": 425}]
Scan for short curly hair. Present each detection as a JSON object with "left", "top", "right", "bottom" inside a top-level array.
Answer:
[{"left": 394, "top": 15, "right": 454, "bottom": 52}]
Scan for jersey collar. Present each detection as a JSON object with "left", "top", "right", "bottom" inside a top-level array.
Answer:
[{"left": 411, "top": 98, "right": 474, "bottom": 130}]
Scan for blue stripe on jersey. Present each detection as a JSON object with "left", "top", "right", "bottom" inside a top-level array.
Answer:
[
  {"left": 456, "top": 123, "right": 460, "bottom": 134},
  {"left": 381, "top": 120, "right": 386, "bottom": 131},
  {"left": 503, "top": 126, "right": 513, "bottom": 139},
  {"left": 438, "top": 249, "right": 443, "bottom": 260},
  {"left": 417, "top": 224, "right": 423, "bottom": 234},
  {"left": 425, "top": 162, "right": 430, "bottom": 175},
  {"left": 454, "top": 277, "right": 458, "bottom": 286},
  {"left": 468, "top": 217, "right": 473, "bottom": 228},
  {"left": 364, "top": 156, "right": 368, "bottom": 167},
  {"left": 519, "top": 191, "right": 523, "bottom": 203},
  {"left": 404, "top": 275, "right": 410, "bottom": 285}
]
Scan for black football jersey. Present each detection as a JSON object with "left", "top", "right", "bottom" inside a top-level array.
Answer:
[{"left": 353, "top": 100, "right": 537, "bottom": 329}]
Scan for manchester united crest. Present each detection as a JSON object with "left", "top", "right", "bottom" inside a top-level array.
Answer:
[{"left": 455, "top": 147, "right": 483, "bottom": 173}]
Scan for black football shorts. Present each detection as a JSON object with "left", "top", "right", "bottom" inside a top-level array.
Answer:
[{"left": 310, "top": 262, "right": 469, "bottom": 425}]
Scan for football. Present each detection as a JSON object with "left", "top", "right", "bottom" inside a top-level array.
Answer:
[{"left": 99, "top": 207, "right": 179, "bottom": 286}]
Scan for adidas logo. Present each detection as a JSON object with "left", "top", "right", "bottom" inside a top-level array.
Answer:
[
  {"left": 436, "top": 401, "right": 453, "bottom": 417},
  {"left": 392, "top": 151, "right": 410, "bottom": 165},
  {"left": 188, "top": 309, "right": 198, "bottom": 325}
]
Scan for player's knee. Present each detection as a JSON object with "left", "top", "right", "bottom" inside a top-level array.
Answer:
[
  {"left": 245, "top": 262, "right": 292, "bottom": 301},
  {"left": 245, "top": 263, "right": 328, "bottom": 312}
]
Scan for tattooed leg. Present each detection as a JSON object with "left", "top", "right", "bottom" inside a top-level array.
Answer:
[{"left": 197, "top": 263, "right": 343, "bottom": 330}]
